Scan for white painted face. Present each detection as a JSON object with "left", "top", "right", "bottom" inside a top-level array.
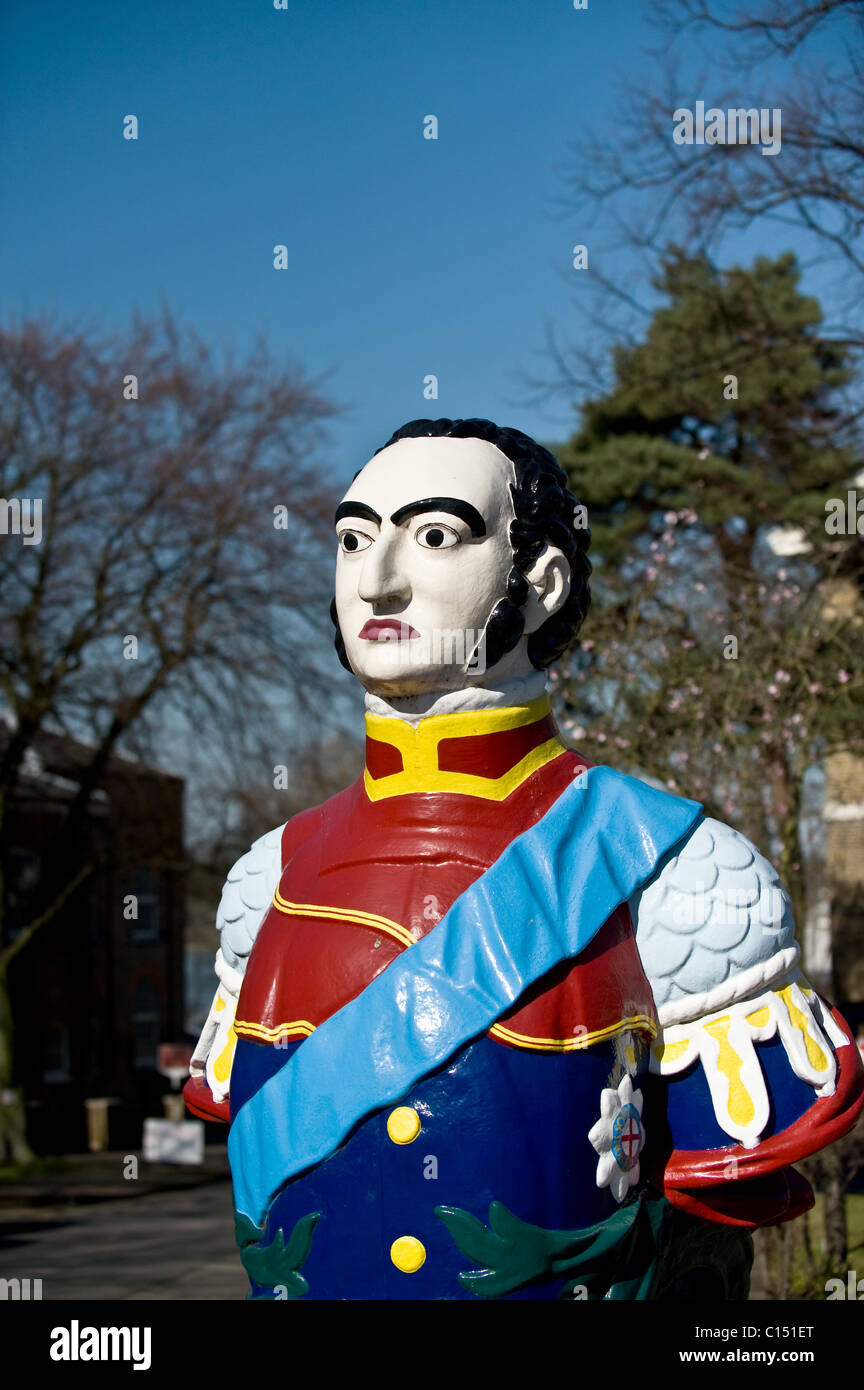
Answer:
[{"left": 334, "top": 435, "right": 569, "bottom": 698}]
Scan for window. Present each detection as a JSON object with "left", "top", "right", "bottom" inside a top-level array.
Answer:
[
  {"left": 131, "top": 978, "right": 161, "bottom": 1069},
  {"left": 5, "top": 849, "right": 41, "bottom": 943},
  {"left": 129, "top": 866, "right": 160, "bottom": 943},
  {"left": 86, "top": 874, "right": 104, "bottom": 945},
  {"left": 43, "top": 1026, "right": 71, "bottom": 1084}
]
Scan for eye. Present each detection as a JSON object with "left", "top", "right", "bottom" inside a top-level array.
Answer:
[
  {"left": 415, "top": 522, "right": 460, "bottom": 550},
  {"left": 338, "top": 529, "right": 373, "bottom": 553}
]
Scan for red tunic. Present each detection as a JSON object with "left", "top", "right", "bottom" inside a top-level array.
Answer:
[{"left": 236, "top": 697, "right": 657, "bottom": 1053}]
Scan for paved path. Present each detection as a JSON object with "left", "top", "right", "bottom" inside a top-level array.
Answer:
[{"left": 0, "top": 1179, "right": 248, "bottom": 1300}]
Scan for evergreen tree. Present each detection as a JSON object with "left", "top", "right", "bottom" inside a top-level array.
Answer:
[{"left": 554, "top": 249, "right": 863, "bottom": 994}]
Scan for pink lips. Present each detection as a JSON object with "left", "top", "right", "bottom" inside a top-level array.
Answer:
[{"left": 359, "top": 619, "right": 420, "bottom": 641}]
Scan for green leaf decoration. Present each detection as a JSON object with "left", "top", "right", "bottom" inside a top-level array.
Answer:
[
  {"left": 435, "top": 1195, "right": 668, "bottom": 1300},
  {"left": 236, "top": 1210, "right": 321, "bottom": 1300},
  {"left": 235, "top": 1211, "right": 265, "bottom": 1249}
]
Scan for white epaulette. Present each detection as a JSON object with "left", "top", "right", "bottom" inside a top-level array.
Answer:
[
  {"left": 189, "top": 823, "right": 285, "bottom": 1103},
  {"left": 630, "top": 816, "right": 849, "bottom": 1147}
]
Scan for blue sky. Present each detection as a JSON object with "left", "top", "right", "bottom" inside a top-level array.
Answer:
[
  {"left": 2, "top": 0, "right": 856, "bottom": 816},
  {"left": 1, "top": 0, "right": 853, "bottom": 488},
  {"left": 0, "top": 0, "right": 802, "bottom": 487}
]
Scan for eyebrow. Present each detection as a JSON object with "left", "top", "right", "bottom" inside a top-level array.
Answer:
[
  {"left": 334, "top": 501, "right": 382, "bottom": 526},
  {"left": 390, "top": 497, "right": 486, "bottom": 536},
  {"left": 334, "top": 496, "right": 487, "bottom": 537}
]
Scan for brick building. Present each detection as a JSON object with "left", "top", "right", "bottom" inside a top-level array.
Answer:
[{"left": 3, "top": 729, "right": 185, "bottom": 1153}]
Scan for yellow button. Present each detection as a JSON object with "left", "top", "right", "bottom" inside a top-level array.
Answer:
[
  {"left": 387, "top": 1106, "right": 421, "bottom": 1145},
  {"left": 390, "top": 1236, "right": 426, "bottom": 1273}
]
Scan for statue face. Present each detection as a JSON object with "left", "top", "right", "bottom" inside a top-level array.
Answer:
[{"left": 334, "top": 436, "right": 522, "bottom": 696}]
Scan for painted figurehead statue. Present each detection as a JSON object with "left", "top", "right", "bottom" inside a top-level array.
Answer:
[{"left": 186, "top": 418, "right": 864, "bottom": 1301}]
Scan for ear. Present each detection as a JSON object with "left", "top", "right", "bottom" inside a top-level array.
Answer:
[{"left": 521, "top": 546, "right": 570, "bottom": 634}]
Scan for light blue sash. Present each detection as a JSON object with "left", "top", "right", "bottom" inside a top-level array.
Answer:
[{"left": 230, "top": 766, "right": 701, "bottom": 1223}]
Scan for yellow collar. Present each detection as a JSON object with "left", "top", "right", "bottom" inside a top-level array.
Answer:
[{"left": 363, "top": 694, "right": 567, "bottom": 800}]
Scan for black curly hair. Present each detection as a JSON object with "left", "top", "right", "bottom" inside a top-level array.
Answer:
[{"left": 330, "top": 417, "right": 591, "bottom": 674}]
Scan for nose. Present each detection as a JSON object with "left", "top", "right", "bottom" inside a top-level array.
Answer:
[{"left": 357, "top": 525, "right": 411, "bottom": 608}]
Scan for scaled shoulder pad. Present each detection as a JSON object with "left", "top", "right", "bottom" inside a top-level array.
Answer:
[
  {"left": 630, "top": 817, "right": 799, "bottom": 1026},
  {"left": 217, "top": 823, "right": 286, "bottom": 983}
]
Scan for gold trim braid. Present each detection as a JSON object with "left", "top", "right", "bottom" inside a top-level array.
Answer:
[
  {"left": 235, "top": 1013, "right": 656, "bottom": 1052},
  {"left": 271, "top": 890, "right": 416, "bottom": 950},
  {"left": 490, "top": 1014, "right": 658, "bottom": 1053},
  {"left": 363, "top": 695, "right": 567, "bottom": 800}
]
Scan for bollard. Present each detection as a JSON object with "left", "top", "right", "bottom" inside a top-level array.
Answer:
[
  {"left": 84, "top": 1097, "right": 111, "bottom": 1152},
  {"left": 161, "top": 1093, "right": 186, "bottom": 1122}
]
